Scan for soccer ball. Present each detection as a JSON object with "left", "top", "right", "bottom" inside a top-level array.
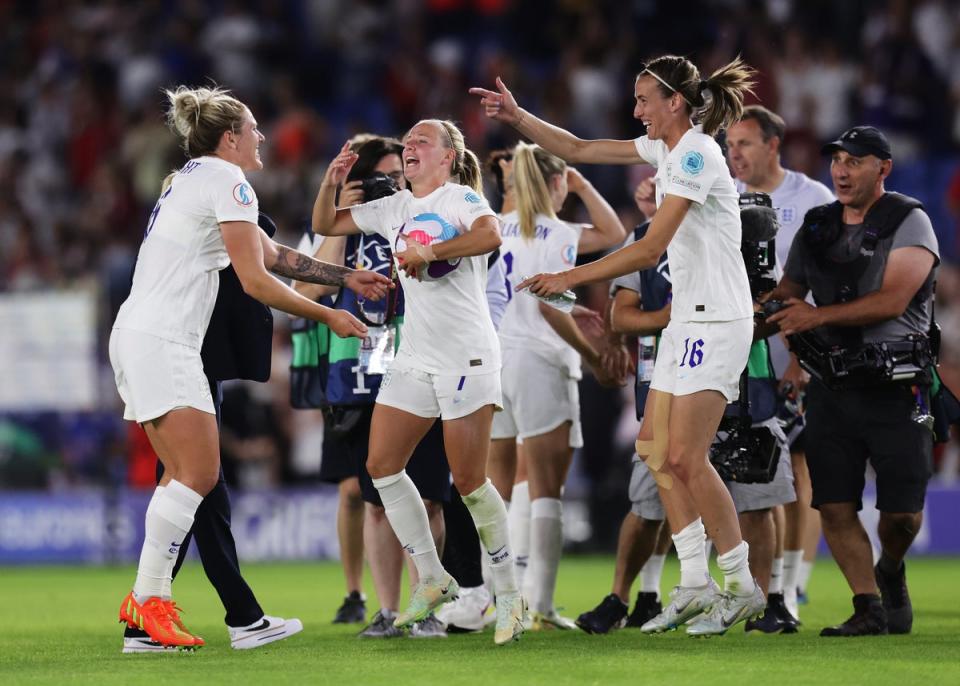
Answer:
[{"left": 394, "top": 212, "right": 462, "bottom": 280}]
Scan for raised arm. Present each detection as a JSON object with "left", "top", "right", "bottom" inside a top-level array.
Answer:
[
  {"left": 469, "top": 78, "right": 642, "bottom": 165},
  {"left": 220, "top": 220, "right": 367, "bottom": 338},
  {"left": 312, "top": 142, "right": 363, "bottom": 236},
  {"left": 566, "top": 168, "right": 627, "bottom": 254},
  {"left": 518, "top": 194, "right": 690, "bottom": 296}
]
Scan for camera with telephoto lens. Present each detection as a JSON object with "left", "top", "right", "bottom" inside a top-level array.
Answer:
[
  {"left": 360, "top": 172, "right": 400, "bottom": 202},
  {"left": 739, "top": 192, "right": 780, "bottom": 298}
]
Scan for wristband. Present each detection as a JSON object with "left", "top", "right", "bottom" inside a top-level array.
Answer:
[{"left": 412, "top": 242, "right": 436, "bottom": 262}]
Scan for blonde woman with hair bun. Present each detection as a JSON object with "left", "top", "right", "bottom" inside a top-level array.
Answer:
[{"left": 110, "top": 85, "right": 390, "bottom": 649}]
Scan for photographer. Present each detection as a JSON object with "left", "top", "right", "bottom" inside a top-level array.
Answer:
[{"left": 763, "top": 126, "right": 938, "bottom": 637}]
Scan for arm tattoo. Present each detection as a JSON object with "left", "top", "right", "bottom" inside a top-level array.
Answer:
[{"left": 271, "top": 245, "right": 352, "bottom": 286}]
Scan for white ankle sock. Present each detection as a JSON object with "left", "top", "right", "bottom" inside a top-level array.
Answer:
[
  {"left": 507, "top": 481, "right": 530, "bottom": 589},
  {"left": 640, "top": 553, "right": 666, "bottom": 600},
  {"left": 372, "top": 471, "right": 445, "bottom": 581},
  {"left": 783, "top": 549, "right": 802, "bottom": 617},
  {"left": 798, "top": 560, "right": 814, "bottom": 593},
  {"left": 717, "top": 541, "right": 755, "bottom": 597},
  {"left": 769, "top": 556, "right": 784, "bottom": 594},
  {"left": 672, "top": 518, "right": 709, "bottom": 588},
  {"left": 463, "top": 479, "right": 518, "bottom": 596},
  {"left": 134, "top": 480, "right": 202, "bottom": 602},
  {"left": 525, "top": 497, "right": 562, "bottom": 615}
]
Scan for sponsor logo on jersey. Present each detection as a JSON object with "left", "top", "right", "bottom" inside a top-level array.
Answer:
[
  {"left": 233, "top": 182, "right": 255, "bottom": 206},
  {"left": 561, "top": 244, "right": 576, "bottom": 266},
  {"left": 680, "top": 150, "right": 705, "bottom": 176},
  {"left": 671, "top": 175, "right": 702, "bottom": 192},
  {"left": 464, "top": 191, "right": 482, "bottom": 204}
]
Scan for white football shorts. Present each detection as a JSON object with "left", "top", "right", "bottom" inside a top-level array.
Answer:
[
  {"left": 491, "top": 348, "right": 583, "bottom": 448},
  {"left": 376, "top": 356, "right": 502, "bottom": 420},
  {"left": 650, "top": 318, "right": 752, "bottom": 402},
  {"left": 109, "top": 328, "right": 214, "bottom": 423}
]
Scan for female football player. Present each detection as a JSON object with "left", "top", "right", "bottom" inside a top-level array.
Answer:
[
  {"left": 472, "top": 55, "right": 767, "bottom": 635},
  {"left": 314, "top": 119, "right": 525, "bottom": 645},
  {"left": 111, "top": 86, "right": 385, "bottom": 648}
]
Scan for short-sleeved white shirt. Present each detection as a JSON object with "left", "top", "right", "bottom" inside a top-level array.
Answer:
[
  {"left": 350, "top": 182, "right": 500, "bottom": 376},
  {"left": 634, "top": 127, "right": 752, "bottom": 322},
  {"left": 497, "top": 211, "right": 583, "bottom": 377},
  {"left": 113, "top": 156, "right": 258, "bottom": 348},
  {"left": 736, "top": 170, "right": 835, "bottom": 267}
]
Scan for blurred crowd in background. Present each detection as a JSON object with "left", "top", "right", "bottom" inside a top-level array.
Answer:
[{"left": 2, "top": 0, "right": 960, "bottom": 534}]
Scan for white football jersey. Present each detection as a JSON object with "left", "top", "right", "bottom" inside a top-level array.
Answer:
[
  {"left": 351, "top": 182, "right": 500, "bottom": 376},
  {"left": 113, "top": 156, "right": 259, "bottom": 347},
  {"left": 736, "top": 169, "right": 835, "bottom": 267},
  {"left": 497, "top": 211, "right": 583, "bottom": 377},
  {"left": 635, "top": 127, "right": 753, "bottom": 322}
]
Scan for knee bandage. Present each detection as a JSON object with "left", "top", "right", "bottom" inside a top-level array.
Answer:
[{"left": 635, "top": 393, "right": 673, "bottom": 490}]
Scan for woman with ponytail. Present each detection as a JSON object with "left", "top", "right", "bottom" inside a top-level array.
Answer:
[
  {"left": 314, "top": 119, "right": 526, "bottom": 645},
  {"left": 488, "top": 142, "right": 626, "bottom": 630},
  {"left": 472, "top": 56, "right": 768, "bottom": 636}
]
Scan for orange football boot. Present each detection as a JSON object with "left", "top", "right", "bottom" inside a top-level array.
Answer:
[{"left": 118, "top": 592, "right": 202, "bottom": 648}]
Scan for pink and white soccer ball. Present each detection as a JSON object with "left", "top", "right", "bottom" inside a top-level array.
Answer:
[{"left": 394, "top": 212, "right": 462, "bottom": 280}]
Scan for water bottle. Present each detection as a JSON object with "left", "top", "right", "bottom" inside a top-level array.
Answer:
[
  {"left": 522, "top": 278, "right": 577, "bottom": 313},
  {"left": 638, "top": 335, "right": 657, "bottom": 382}
]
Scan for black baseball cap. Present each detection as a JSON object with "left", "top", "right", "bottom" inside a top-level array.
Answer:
[{"left": 821, "top": 126, "right": 892, "bottom": 160}]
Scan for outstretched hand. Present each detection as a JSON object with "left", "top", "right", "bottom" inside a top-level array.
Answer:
[
  {"left": 326, "top": 309, "right": 368, "bottom": 339},
  {"left": 468, "top": 77, "right": 522, "bottom": 126},
  {"left": 343, "top": 269, "right": 393, "bottom": 301},
  {"left": 516, "top": 271, "right": 571, "bottom": 297}
]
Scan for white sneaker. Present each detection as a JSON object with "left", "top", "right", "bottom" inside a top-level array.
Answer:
[
  {"left": 409, "top": 613, "right": 448, "bottom": 638},
  {"left": 494, "top": 592, "right": 527, "bottom": 645},
  {"left": 229, "top": 615, "right": 303, "bottom": 650},
  {"left": 435, "top": 586, "right": 491, "bottom": 633},
  {"left": 122, "top": 633, "right": 177, "bottom": 654},
  {"left": 686, "top": 582, "right": 766, "bottom": 637},
  {"left": 640, "top": 577, "right": 721, "bottom": 633}
]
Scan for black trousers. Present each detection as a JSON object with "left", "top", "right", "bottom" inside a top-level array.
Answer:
[
  {"left": 156, "top": 375, "right": 263, "bottom": 628},
  {"left": 441, "top": 486, "right": 484, "bottom": 588}
]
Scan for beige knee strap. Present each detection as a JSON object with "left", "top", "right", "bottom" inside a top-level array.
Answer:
[{"left": 635, "top": 392, "right": 670, "bottom": 472}]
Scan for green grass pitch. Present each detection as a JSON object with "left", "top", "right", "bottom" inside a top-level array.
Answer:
[{"left": 1, "top": 556, "right": 958, "bottom": 685}]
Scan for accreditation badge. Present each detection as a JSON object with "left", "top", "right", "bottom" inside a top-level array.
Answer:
[{"left": 358, "top": 325, "right": 396, "bottom": 375}]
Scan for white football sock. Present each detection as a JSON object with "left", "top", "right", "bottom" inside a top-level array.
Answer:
[
  {"left": 134, "top": 480, "right": 202, "bottom": 602},
  {"left": 525, "top": 497, "right": 563, "bottom": 615},
  {"left": 507, "top": 481, "right": 530, "bottom": 588},
  {"left": 672, "top": 518, "right": 709, "bottom": 588},
  {"left": 717, "top": 541, "right": 755, "bottom": 597},
  {"left": 372, "top": 471, "right": 445, "bottom": 581},
  {"left": 640, "top": 553, "right": 666, "bottom": 601},
  {"left": 798, "top": 560, "right": 814, "bottom": 593},
  {"left": 463, "top": 479, "right": 518, "bottom": 596},
  {"left": 769, "top": 556, "right": 784, "bottom": 595},
  {"left": 783, "top": 549, "right": 803, "bottom": 618}
]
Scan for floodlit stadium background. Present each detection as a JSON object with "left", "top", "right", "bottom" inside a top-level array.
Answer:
[{"left": 2, "top": 0, "right": 960, "bottom": 564}]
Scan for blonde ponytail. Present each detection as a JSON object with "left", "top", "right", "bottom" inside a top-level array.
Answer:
[{"left": 512, "top": 142, "right": 565, "bottom": 241}]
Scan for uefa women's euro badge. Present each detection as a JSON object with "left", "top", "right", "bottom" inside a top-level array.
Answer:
[{"left": 358, "top": 325, "right": 395, "bottom": 375}]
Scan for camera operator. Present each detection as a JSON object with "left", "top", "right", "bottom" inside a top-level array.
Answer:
[
  {"left": 727, "top": 105, "right": 835, "bottom": 622},
  {"left": 763, "top": 126, "right": 939, "bottom": 637}
]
